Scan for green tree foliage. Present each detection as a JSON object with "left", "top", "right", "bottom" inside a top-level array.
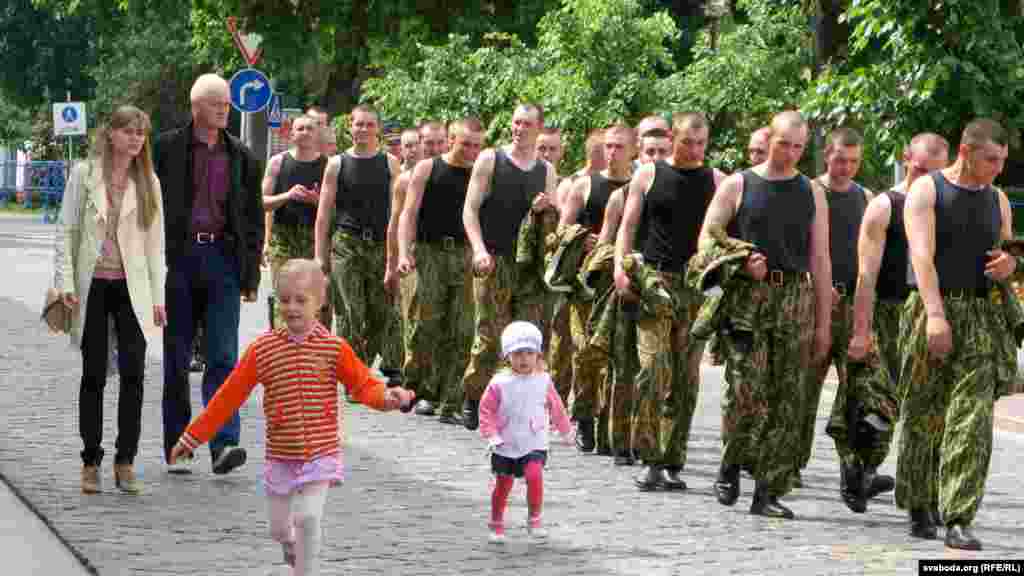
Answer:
[
  {"left": 804, "top": 0, "right": 1024, "bottom": 185},
  {"left": 363, "top": 0, "right": 679, "bottom": 171},
  {"left": 656, "top": 0, "right": 810, "bottom": 172},
  {"left": 0, "top": 95, "right": 33, "bottom": 147},
  {"left": 0, "top": 0, "right": 100, "bottom": 108}
]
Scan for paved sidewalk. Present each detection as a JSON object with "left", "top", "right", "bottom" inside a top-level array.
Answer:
[
  {"left": 0, "top": 473, "right": 96, "bottom": 575},
  {"left": 1, "top": 217, "right": 1022, "bottom": 575}
]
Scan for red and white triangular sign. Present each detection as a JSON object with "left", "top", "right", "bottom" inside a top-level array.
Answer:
[{"left": 227, "top": 16, "right": 263, "bottom": 67}]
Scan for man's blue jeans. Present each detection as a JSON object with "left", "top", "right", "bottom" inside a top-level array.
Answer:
[{"left": 162, "top": 240, "right": 242, "bottom": 461}]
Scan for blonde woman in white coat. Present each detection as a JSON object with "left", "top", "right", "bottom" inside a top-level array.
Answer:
[{"left": 53, "top": 105, "right": 166, "bottom": 494}]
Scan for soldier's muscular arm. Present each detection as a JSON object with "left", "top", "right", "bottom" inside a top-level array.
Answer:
[
  {"left": 558, "top": 176, "right": 588, "bottom": 227},
  {"left": 314, "top": 156, "right": 342, "bottom": 267},
  {"left": 464, "top": 149, "right": 496, "bottom": 274},
  {"left": 849, "top": 194, "right": 891, "bottom": 360},
  {"left": 614, "top": 165, "right": 652, "bottom": 296},
  {"left": 809, "top": 179, "right": 833, "bottom": 362},
  {"left": 397, "top": 159, "right": 432, "bottom": 274},
  {"left": 555, "top": 177, "right": 575, "bottom": 219},
  {"left": 598, "top": 187, "right": 625, "bottom": 245},
  {"left": 905, "top": 176, "right": 951, "bottom": 357},
  {"left": 385, "top": 154, "right": 402, "bottom": 277},
  {"left": 261, "top": 154, "right": 290, "bottom": 211},
  {"left": 985, "top": 187, "right": 1017, "bottom": 281}
]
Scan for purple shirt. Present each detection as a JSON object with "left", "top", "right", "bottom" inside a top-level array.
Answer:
[{"left": 191, "top": 132, "right": 229, "bottom": 235}]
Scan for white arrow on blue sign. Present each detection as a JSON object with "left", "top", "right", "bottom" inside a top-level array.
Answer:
[
  {"left": 229, "top": 68, "right": 272, "bottom": 113},
  {"left": 267, "top": 93, "right": 283, "bottom": 128}
]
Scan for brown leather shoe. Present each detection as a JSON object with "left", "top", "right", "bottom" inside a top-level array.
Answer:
[
  {"left": 81, "top": 465, "right": 100, "bottom": 494},
  {"left": 114, "top": 464, "right": 141, "bottom": 495}
]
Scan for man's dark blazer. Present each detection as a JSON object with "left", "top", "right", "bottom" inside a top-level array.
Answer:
[{"left": 154, "top": 122, "right": 264, "bottom": 293}]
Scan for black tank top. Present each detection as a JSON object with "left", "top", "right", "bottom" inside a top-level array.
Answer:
[
  {"left": 335, "top": 152, "right": 391, "bottom": 240},
  {"left": 877, "top": 189, "right": 910, "bottom": 300},
  {"left": 581, "top": 173, "right": 629, "bottom": 235},
  {"left": 272, "top": 152, "right": 327, "bottom": 228},
  {"left": 931, "top": 171, "right": 1001, "bottom": 293},
  {"left": 826, "top": 181, "right": 867, "bottom": 287},
  {"left": 640, "top": 162, "right": 715, "bottom": 271},
  {"left": 736, "top": 170, "right": 814, "bottom": 273},
  {"left": 479, "top": 149, "right": 547, "bottom": 257},
  {"left": 418, "top": 157, "right": 471, "bottom": 244}
]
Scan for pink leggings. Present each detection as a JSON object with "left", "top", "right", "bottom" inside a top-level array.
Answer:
[
  {"left": 490, "top": 460, "right": 544, "bottom": 533},
  {"left": 268, "top": 481, "right": 329, "bottom": 576}
]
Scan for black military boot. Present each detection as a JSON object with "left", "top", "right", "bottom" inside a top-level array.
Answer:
[
  {"left": 749, "top": 481, "right": 794, "bottom": 519},
  {"left": 633, "top": 464, "right": 666, "bottom": 491},
  {"left": 575, "top": 418, "right": 596, "bottom": 453},
  {"left": 714, "top": 463, "right": 741, "bottom": 506},
  {"left": 462, "top": 399, "right": 480, "bottom": 431},
  {"left": 613, "top": 450, "right": 635, "bottom": 466},
  {"left": 944, "top": 523, "right": 982, "bottom": 551},
  {"left": 909, "top": 508, "right": 938, "bottom": 540},
  {"left": 840, "top": 461, "right": 867, "bottom": 513},
  {"left": 863, "top": 467, "right": 895, "bottom": 499},
  {"left": 662, "top": 467, "right": 688, "bottom": 491}
]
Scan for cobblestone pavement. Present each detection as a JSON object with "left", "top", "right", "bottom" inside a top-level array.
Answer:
[{"left": 1, "top": 216, "right": 1022, "bottom": 575}]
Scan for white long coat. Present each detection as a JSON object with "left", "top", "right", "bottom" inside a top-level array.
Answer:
[{"left": 53, "top": 160, "right": 166, "bottom": 349}]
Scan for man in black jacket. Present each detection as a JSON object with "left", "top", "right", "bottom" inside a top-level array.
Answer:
[{"left": 156, "top": 73, "right": 264, "bottom": 475}]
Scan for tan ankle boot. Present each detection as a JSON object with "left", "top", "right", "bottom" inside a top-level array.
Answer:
[
  {"left": 81, "top": 465, "right": 100, "bottom": 494},
  {"left": 113, "top": 464, "right": 141, "bottom": 495}
]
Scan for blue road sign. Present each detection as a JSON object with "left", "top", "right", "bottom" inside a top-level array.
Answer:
[
  {"left": 62, "top": 107, "right": 78, "bottom": 123},
  {"left": 267, "top": 93, "right": 283, "bottom": 128},
  {"left": 229, "top": 68, "right": 272, "bottom": 113}
]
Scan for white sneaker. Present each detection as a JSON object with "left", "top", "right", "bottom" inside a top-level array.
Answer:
[
  {"left": 488, "top": 531, "right": 506, "bottom": 544},
  {"left": 167, "top": 453, "right": 196, "bottom": 475}
]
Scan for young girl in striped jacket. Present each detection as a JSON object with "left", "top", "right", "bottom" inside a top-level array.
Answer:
[{"left": 169, "top": 259, "right": 415, "bottom": 575}]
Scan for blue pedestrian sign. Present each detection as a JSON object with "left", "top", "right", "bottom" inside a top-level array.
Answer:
[
  {"left": 267, "top": 93, "right": 283, "bottom": 128},
  {"left": 62, "top": 107, "right": 78, "bottom": 123},
  {"left": 229, "top": 68, "right": 272, "bottom": 113}
]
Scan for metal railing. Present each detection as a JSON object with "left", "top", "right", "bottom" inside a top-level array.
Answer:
[{"left": 0, "top": 160, "right": 67, "bottom": 223}]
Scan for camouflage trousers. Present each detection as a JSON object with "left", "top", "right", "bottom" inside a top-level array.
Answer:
[
  {"left": 824, "top": 298, "right": 903, "bottom": 469},
  {"left": 330, "top": 231, "right": 402, "bottom": 368},
  {"left": 896, "top": 292, "right": 1003, "bottom": 525},
  {"left": 607, "top": 298, "right": 640, "bottom": 454},
  {"left": 547, "top": 294, "right": 574, "bottom": 404},
  {"left": 721, "top": 277, "right": 814, "bottom": 497},
  {"left": 402, "top": 242, "right": 473, "bottom": 416},
  {"left": 632, "top": 270, "right": 702, "bottom": 468},
  {"left": 569, "top": 300, "right": 607, "bottom": 420},
  {"left": 266, "top": 224, "right": 332, "bottom": 330},
  {"left": 461, "top": 255, "right": 547, "bottom": 401}
]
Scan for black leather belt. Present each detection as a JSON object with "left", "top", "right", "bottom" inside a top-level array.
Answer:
[
  {"left": 768, "top": 269, "right": 811, "bottom": 287},
  {"left": 193, "top": 232, "right": 220, "bottom": 245}
]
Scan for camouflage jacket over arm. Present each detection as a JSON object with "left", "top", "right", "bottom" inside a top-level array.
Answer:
[
  {"left": 686, "top": 233, "right": 760, "bottom": 342},
  {"left": 543, "top": 223, "right": 592, "bottom": 296}
]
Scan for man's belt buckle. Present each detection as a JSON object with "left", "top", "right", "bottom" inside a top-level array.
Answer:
[
  {"left": 770, "top": 269, "right": 784, "bottom": 287},
  {"left": 443, "top": 236, "right": 456, "bottom": 251},
  {"left": 947, "top": 288, "right": 965, "bottom": 301},
  {"left": 195, "top": 232, "right": 215, "bottom": 245},
  {"left": 361, "top": 229, "right": 374, "bottom": 242}
]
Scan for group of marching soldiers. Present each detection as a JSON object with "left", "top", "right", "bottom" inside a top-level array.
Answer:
[{"left": 263, "top": 103, "right": 1021, "bottom": 552}]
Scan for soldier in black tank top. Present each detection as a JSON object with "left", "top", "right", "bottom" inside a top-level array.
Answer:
[
  {"left": 931, "top": 171, "right": 1001, "bottom": 294},
  {"left": 417, "top": 157, "right": 471, "bottom": 244},
  {"left": 735, "top": 170, "right": 814, "bottom": 273},
  {"left": 478, "top": 149, "right": 546, "bottom": 257},
  {"left": 335, "top": 152, "right": 392, "bottom": 241},
  {"left": 273, "top": 153, "right": 327, "bottom": 229},
  {"left": 825, "top": 182, "right": 868, "bottom": 290},
  {"left": 876, "top": 189, "right": 910, "bottom": 301},
  {"left": 580, "top": 174, "right": 629, "bottom": 235},
  {"left": 640, "top": 161, "right": 716, "bottom": 271}
]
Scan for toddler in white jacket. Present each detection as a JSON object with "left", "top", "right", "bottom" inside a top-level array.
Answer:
[{"left": 478, "top": 321, "right": 574, "bottom": 543}]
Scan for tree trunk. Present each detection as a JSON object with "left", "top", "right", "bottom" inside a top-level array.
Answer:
[{"left": 324, "top": 0, "right": 369, "bottom": 118}]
